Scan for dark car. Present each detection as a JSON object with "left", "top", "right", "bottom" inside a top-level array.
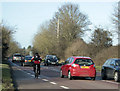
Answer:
[
  {"left": 44, "top": 55, "right": 59, "bottom": 66},
  {"left": 101, "top": 58, "right": 120, "bottom": 82},
  {"left": 60, "top": 56, "right": 96, "bottom": 80},
  {"left": 22, "top": 56, "right": 33, "bottom": 66}
]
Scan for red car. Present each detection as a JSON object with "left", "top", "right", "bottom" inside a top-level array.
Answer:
[{"left": 60, "top": 56, "right": 96, "bottom": 80}]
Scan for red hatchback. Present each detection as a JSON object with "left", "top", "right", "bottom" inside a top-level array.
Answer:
[{"left": 60, "top": 56, "right": 96, "bottom": 80}]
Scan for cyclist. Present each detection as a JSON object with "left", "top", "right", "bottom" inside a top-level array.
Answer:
[{"left": 31, "top": 53, "right": 42, "bottom": 75}]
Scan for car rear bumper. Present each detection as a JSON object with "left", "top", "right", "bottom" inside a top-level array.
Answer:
[
  {"left": 24, "top": 62, "right": 34, "bottom": 66},
  {"left": 71, "top": 70, "right": 96, "bottom": 77},
  {"left": 48, "top": 62, "right": 58, "bottom": 65}
]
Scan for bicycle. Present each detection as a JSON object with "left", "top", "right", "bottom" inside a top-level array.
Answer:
[{"left": 35, "top": 64, "right": 39, "bottom": 79}]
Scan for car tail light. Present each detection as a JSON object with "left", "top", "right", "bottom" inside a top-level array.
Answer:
[
  {"left": 13, "top": 57, "right": 14, "bottom": 59},
  {"left": 25, "top": 60, "right": 27, "bottom": 62}
]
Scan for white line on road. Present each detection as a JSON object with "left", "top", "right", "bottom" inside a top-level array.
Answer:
[
  {"left": 60, "top": 86, "right": 70, "bottom": 89},
  {"left": 50, "top": 82, "right": 57, "bottom": 85},
  {"left": 42, "top": 79, "right": 49, "bottom": 82},
  {"left": 102, "top": 80, "right": 119, "bottom": 85}
]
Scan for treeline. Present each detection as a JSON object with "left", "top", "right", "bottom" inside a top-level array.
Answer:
[
  {"left": 32, "top": 3, "right": 119, "bottom": 65},
  {"left": 1, "top": 23, "right": 23, "bottom": 61},
  {"left": 1, "top": 22, "right": 34, "bottom": 61}
]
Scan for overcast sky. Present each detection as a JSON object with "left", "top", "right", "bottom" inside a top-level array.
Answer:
[{"left": 1, "top": 0, "right": 118, "bottom": 48}]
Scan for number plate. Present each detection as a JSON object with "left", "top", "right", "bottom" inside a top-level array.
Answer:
[
  {"left": 51, "top": 62, "right": 55, "bottom": 64},
  {"left": 28, "top": 60, "right": 31, "bottom": 62},
  {"left": 81, "top": 66, "right": 89, "bottom": 69}
]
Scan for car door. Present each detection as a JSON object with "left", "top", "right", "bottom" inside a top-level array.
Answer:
[
  {"left": 62, "top": 58, "right": 70, "bottom": 76},
  {"left": 108, "top": 59, "right": 116, "bottom": 78},
  {"left": 105, "top": 59, "right": 112, "bottom": 78},
  {"left": 65, "top": 57, "right": 74, "bottom": 76}
]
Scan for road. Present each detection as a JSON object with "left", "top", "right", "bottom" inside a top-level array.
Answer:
[{"left": 8, "top": 60, "right": 120, "bottom": 91}]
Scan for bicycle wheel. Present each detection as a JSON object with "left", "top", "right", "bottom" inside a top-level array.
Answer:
[{"left": 35, "top": 65, "right": 38, "bottom": 79}]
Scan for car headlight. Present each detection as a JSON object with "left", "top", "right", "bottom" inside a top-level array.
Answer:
[{"left": 48, "top": 60, "right": 50, "bottom": 62}]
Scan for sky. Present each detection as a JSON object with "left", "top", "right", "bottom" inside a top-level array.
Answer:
[{"left": 1, "top": 0, "right": 118, "bottom": 48}]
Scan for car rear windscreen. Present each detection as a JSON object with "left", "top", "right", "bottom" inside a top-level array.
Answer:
[
  {"left": 14, "top": 55, "right": 21, "bottom": 57},
  {"left": 74, "top": 59, "right": 94, "bottom": 66},
  {"left": 25, "top": 57, "right": 32, "bottom": 60}
]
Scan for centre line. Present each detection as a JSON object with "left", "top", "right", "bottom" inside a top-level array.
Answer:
[
  {"left": 50, "top": 82, "right": 57, "bottom": 85},
  {"left": 42, "top": 79, "right": 49, "bottom": 82},
  {"left": 60, "top": 86, "right": 70, "bottom": 89}
]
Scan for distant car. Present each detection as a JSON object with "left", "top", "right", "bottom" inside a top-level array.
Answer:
[
  {"left": 12, "top": 53, "right": 23, "bottom": 62},
  {"left": 101, "top": 58, "right": 120, "bottom": 82},
  {"left": 44, "top": 55, "right": 59, "bottom": 66},
  {"left": 22, "top": 56, "right": 33, "bottom": 66},
  {"left": 60, "top": 56, "right": 96, "bottom": 80}
]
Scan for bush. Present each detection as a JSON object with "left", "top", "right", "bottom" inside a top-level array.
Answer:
[
  {"left": 65, "top": 38, "right": 90, "bottom": 59},
  {"left": 93, "top": 46, "right": 118, "bottom": 66}
]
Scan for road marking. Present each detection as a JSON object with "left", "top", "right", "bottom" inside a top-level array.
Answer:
[
  {"left": 42, "top": 79, "right": 49, "bottom": 82},
  {"left": 102, "top": 80, "right": 119, "bottom": 85},
  {"left": 50, "top": 82, "right": 57, "bottom": 85},
  {"left": 60, "top": 86, "right": 70, "bottom": 89}
]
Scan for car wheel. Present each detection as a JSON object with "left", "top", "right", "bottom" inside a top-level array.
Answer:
[
  {"left": 21, "top": 62, "right": 23, "bottom": 66},
  {"left": 114, "top": 72, "right": 120, "bottom": 82},
  {"left": 60, "top": 70, "right": 64, "bottom": 78},
  {"left": 68, "top": 71, "right": 72, "bottom": 80},
  {"left": 101, "top": 70, "right": 106, "bottom": 80},
  {"left": 91, "top": 77, "right": 95, "bottom": 80},
  {"left": 44, "top": 63, "right": 46, "bottom": 66}
]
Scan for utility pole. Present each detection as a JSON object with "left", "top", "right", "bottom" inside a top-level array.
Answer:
[{"left": 57, "top": 17, "right": 59, "bottom": 39}]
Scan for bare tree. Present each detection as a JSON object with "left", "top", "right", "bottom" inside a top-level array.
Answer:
[{"left": 91, "top": 27, "right": 112, "bottom": 55}]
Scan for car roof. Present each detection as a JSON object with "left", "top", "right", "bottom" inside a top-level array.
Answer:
[
  {"left": 25, "top": 56, "right": 32, "bottom": 57},
  {"left": 72, "top": 56, "right": 91, "bottom": 59},
  {"left": 46, "top": 55, "right": 56, "bottom": 56},
  {"left": 13, "top": 53, "right": 21, "bottom": 55},
  {"left": 110, "top": 58, "right": 120, "bottom": 60}
]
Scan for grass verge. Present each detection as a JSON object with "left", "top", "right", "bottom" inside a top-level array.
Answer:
[{"left": 1, "top": 61, "right": 14, "bottom": 91}]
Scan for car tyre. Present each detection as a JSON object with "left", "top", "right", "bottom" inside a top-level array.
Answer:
[
  {"left": 68, "top": 71, "right": 72, "bottom": 80},
  {"left": 114, "top": 72, "right": 120, "bottom": 82},
  {"left": 101, "top": 70, "right": 107, "bottom": 80},
  {"left": 91, "top": 77, "right": 95, "bottom": 80},
  {"left": 44, "top": 63, "right": 46, "bottom": 66},
  {"left": 60, "top": 70, "right": 64, "bottom": 78}
]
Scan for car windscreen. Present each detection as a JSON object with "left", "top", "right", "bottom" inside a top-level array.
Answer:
[
  {"left": 74, "top": 59, "right": 94, "bottom": 66},
  {"left": 116, "top": 60, "right": 120, "bottom": 66},
  {"left": 25, "top": 57, "right": 32, "bottom": 60},
  {"left": 47, "top": 56, "right": 57, "bottom": 60}
]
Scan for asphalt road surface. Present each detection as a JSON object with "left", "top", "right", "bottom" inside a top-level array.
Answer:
[{"left": 8, "top": 60, "right": 120, "bottom": 91}]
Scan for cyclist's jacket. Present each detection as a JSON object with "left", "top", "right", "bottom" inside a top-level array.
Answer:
[{"left": 31, "top": 56, "right": 42, "bottom": 64}]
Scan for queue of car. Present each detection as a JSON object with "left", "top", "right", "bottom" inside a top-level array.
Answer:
[{"left": 11, "top": 53, "right": 120, "bottom": 82}]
